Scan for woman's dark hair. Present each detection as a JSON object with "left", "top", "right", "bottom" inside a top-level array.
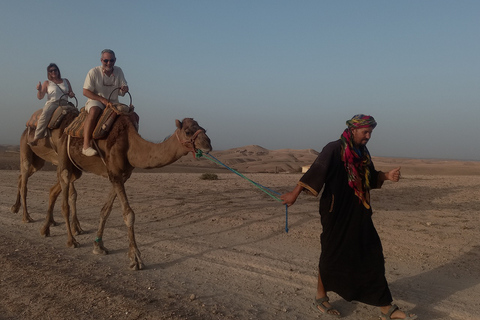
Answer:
[{"left": 47, "top": 63, "right": 61, "bottom": 80}]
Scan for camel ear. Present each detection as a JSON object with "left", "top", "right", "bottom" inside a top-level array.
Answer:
[{"left": 175, "top": 119, "right": 182, "bottom": 129}]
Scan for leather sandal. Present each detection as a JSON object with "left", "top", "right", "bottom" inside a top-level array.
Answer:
[
  {"left": 380, "top": 304, "right": 417, "bottom": 320},
  {"left": 312, "top": 296, "right": 341, "bottom": 318}
]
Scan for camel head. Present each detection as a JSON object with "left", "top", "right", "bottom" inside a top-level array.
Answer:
[{"left": 175, "top": 118, "right": 212, "bottom": 156}]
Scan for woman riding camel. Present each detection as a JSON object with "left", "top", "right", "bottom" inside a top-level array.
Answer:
[{"left": 29, "top": 63, "right": 75, "bottom": 146}]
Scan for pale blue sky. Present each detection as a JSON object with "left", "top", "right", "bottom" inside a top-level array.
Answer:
[{"left": 1, "top": 1, "right": 479, "bottom": 160}]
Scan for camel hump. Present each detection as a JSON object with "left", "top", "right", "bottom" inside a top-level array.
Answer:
[
  {"left": 26, "top": 104, "right": 79, "bottom": 129},
  {"left": 26, "top": 109, "right": 43, "bottom": 128}
]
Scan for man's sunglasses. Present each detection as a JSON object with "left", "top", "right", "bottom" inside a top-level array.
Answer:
[{"left": 102, "top": 59, "right": 116, "bottom": 63}]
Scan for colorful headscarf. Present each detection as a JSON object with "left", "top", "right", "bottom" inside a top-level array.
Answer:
[
  {"left": 346, "top": 114, "right": 377, "bottom": 130},
  {"left": 340, "top": 114, "right": 377, "bottom": 209}
]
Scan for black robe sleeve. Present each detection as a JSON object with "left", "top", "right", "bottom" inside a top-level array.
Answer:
[{"left": 298, "top": 140, "right": 340, "bottom": 196}]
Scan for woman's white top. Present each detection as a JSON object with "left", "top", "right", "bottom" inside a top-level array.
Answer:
[{"left": 46, "top": 79, "right": 69, "bottom": 103}]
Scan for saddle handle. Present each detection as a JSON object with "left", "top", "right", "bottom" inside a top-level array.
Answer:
[
  {"left": 59, "top": 94, "right": 78, "bottom": 108},
  {"left": 108, "top": 87, "right": 133, "bottom": 106}
]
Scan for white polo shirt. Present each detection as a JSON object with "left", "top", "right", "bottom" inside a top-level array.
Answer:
[{"left": 83, "top": 66, "right": 128, "bottom": 110}]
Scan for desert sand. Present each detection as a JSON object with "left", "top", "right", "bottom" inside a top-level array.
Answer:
[{"left": 0, "top": 144, "right": 479, "bottom": 320}]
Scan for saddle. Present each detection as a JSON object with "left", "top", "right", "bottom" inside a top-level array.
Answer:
[
  {"left": 26, "top": 101, "right": 79, "bottom": 129},
  {"left": 64, "top": 103, "right": 139, "bottom": 139}
]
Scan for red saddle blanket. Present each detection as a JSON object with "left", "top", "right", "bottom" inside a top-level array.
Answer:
[
  {"left": 64, "top": 103, "right": 139, "bottom": 140},
  {"left": 26, "top": 103, "right": 79, "bottom": 129}
]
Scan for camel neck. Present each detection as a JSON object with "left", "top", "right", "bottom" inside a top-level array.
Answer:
[{"left": 127, "top": 126, "right": 187, "bottom": 169}]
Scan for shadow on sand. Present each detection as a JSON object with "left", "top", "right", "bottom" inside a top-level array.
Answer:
[{"left": 390, "top": 245, "right": 480, "bottom": 319}]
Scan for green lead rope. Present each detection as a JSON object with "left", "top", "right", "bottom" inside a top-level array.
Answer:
[{"left": 196, "top": 150, "right": 289, "bottom": 232}]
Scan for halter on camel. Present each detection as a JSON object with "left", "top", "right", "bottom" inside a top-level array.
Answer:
[{"left": 176, "top": 129, "right": 204, "bottom": 158}]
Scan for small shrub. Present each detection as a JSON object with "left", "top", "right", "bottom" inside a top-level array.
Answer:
[{"left": 200, "top": 173, "right": 218, "bottom": 180}]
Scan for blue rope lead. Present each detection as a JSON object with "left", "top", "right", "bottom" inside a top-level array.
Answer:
[{"left": 196, "top": 150, "right": 289, "bottom": 233}]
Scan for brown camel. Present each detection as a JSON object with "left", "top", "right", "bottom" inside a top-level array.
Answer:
[
  {"left": 11, "top": 112, "right": 83, "bottom": 237},
  {"left": 55, "top": 115, "right": 212, "bottom": 270}
]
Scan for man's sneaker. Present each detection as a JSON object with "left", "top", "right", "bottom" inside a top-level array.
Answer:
[{"left": 82, "top": 147, "right": 98, "bottom": 156}]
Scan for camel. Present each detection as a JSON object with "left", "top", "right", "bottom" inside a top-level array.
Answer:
[
  {"left": 11, "top": 111, "right": 84, "bottom": 236},
  {"left": 54, "top": 115, "right": 212, "bottom": 270}
]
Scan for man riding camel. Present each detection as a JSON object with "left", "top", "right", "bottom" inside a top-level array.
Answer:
[{"left": 82, "top": 49, "right": 129, "bottom": 156}]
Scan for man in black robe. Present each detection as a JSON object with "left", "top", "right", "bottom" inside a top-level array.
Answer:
[{"left": 281, "top": 114, "right": 417, "bottom": 320}]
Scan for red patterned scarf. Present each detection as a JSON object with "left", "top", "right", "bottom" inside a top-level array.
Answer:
[{"left": 340, "top": 114, "right": 377, "bottom": 209}]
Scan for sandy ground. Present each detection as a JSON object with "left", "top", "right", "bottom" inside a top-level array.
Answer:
[{"left": 1, "top": 145, "right": 480, "bottom": 320}]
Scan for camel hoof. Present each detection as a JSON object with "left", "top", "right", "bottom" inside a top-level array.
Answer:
[
  {"left": 67, "top": 240, "right": 80, "bottom": 248},
  {"left": 93, "top": 242, "right": 109, "bottom": 255},
  {"left": 23, "top": 216, "right": 34, "bottom": 223},
  {"left": 93, "top": 248, "right": 108, "bottom": 255},
  {"left": 11, "top": 205, "right": 20, "bottom": 214},
  {"left": 40, "top": 227, "right": 50, "bottom": 237},
  {"left": 129, "top": 254, "right": 144, "bottom": 271},
  {"left": 129, "top": 261, "right": 144, "bottom": 271},
  {"left": 73, "top": 226, "right": 84, "bottom": 236}
]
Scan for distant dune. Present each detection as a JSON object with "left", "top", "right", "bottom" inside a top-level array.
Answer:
[{"left": 1, "top": 144, "right": 479, "bottom": 175}]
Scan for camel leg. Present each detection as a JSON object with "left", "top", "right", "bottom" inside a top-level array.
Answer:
[
  {"left": 48, "top": 181, "right": 61, "bottom": 224},
  {"left": 18, "top": 165, "right": 42, "bottom": 223},
  {"left": 41, "top": 171, "right": 84, "bottom": 237},
  {"left": 15, "top": 138, "right": 44, "bottom": 223},
  {"left": 111, "top": 180, "right": 144, "bottom": 270},
  {"left": 117, "top": 186, "right": 144, "bottom": 271},
  {"left": 93, "top": 187, "right": 117, "bottom": 255},
  {"left": 120, "top": 190, "right": 143, "bottom": 270},
  {"left": 55, "top": 134, "right": 81, "bottom": 248},
  {"left": 40, "top": 180, "right": 61, "bottom": 237},
  {"left": 57, "top": 168, "right": 79, "bottom": 248},
  {"left": 69, "top": 181, "right": 84, "bottom": 235},
  {"left": 19, "top": 171, "right": 35, "bottom": 223},
  {"left": 10, "top": 174, "right": 22, "bottom": 214},
  {"left": 68, "top": 171, "right": 84, "bottom": 235}
]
